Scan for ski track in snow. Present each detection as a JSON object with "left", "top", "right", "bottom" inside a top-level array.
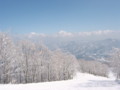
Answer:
[{"left": 0, "top": 73, "right": 120, "bottom": 90}]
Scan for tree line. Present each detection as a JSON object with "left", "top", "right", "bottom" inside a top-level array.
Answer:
[{"left": 0, "top": 33, "right": 78, "bottom": 84}]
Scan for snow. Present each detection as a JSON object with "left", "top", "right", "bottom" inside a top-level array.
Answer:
[{"left": 0, "top": 73, "right": 120, "bottom": 90}]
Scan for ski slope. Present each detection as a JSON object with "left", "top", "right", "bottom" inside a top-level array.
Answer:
[{"left": 0, "top": 73, "right": 120, "bottom": 90}]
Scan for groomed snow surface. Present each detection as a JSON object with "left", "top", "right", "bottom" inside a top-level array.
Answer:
[{"left": 0, "top": 73, "right": 120, "bottom": 90}]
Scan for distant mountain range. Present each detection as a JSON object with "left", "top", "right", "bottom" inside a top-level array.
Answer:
[
  {"left": 59, "top": 39, "right": 120, "bottom": 60},
  {"left": 20, "top": 30, "right": 120, "bottom": 60}
]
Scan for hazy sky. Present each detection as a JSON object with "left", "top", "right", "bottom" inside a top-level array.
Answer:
[{"left": 0, "top": 0, "right": 120, "bottom": 34}]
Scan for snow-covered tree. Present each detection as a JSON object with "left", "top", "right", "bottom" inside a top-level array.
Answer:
[
  {"left": 109, "top": 48, "right": 120, "bottom": 79},
  {"left": 0, "top": 33, "right": 18, "bottom": 83},
  {"left": 17, "top": 40, "right": 41, "bottom": 83},
  {"left": 79, "top": 60, "right": 108, "bottom": 77},
  {"left": 52, "top": 50, "right": 78, "bottom": 80}
]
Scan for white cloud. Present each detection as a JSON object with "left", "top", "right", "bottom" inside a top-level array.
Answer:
[
  {"left": 58, "top": 30, "right": 73, "bottom": 37},
  {"left": 28, "top": 30, "right": 120, "bottom": 39},
  {"left": 30, "top": 32, "right": 38, "bottom": 35},
  {"left": 78, "top": 30, "right": 114, "bottom": 36},
  {"left": 93, "top": 30, "right": 113, "bottom": 35},
  {"left": 28, "top": 32, "right": 46, "bottom": 38}
]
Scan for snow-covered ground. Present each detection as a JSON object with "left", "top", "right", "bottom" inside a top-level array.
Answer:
[{"left": 0, "top": 73, "right": 120, "bottom": 90}]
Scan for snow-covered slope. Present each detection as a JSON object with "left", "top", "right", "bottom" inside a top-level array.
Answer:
[{"left": 0, "top": 73, "right": 120, "bottom": 90}]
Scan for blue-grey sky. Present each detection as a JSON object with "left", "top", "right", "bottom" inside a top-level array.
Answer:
[{"left": 0, "top": 0, "right": 120, "bottom": 34}]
